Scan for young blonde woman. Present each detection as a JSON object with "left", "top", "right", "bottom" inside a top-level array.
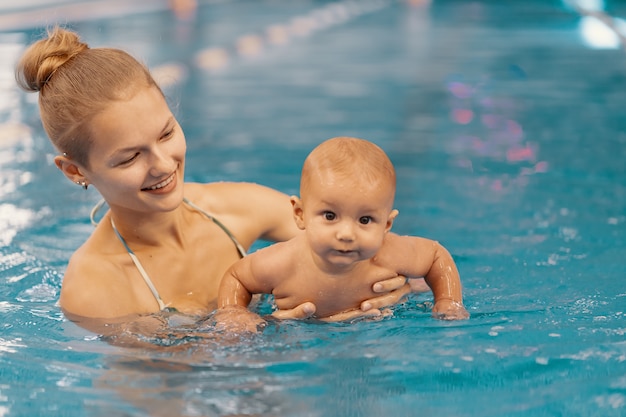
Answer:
[{"left": 16, "top": 27, "right": 410, "bottom": 342}]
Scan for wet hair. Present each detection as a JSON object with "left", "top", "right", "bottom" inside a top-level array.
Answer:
[
  {"left": 301, "top": 136, "right": 396, "bottom": 202},
  {"left": 15, "top": 27, "right": 162, "bottom": 167}
]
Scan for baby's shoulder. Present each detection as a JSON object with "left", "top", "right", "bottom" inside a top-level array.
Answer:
[
  {"left": 380, "top": 232, "right": 416, "bottom": 250},
  {"left": 383, "top": 232, "right": 437, "bottom": 248},
  {"left": 375, "top": 233, "right": 430, "bottom": 262},
  {"left": 249, "top": 238, "right": 302, "bottom": 266}
]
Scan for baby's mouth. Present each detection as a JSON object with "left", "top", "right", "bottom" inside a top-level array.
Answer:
[
  {"left": 142, "top": 173, "right": 175, "bottom": 191},
  {"left": 335, "top": 249, "right": 356, "bottom": 254}
]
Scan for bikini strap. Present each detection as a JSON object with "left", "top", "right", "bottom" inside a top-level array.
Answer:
[
  {"left": 91, "top": 198, "right": 247, "bottom": 258},
  {"left": 90, "top": 199, "right": 107, "bottom": 226},
  {"left": 110, "top": 217, "right": 167, "bottom": 311},
  {"left": 183, "top": 197, "right": 247, "bottom": 258},
  {"left": 91, "top": 197, "right": 247, "bottom": 312}
]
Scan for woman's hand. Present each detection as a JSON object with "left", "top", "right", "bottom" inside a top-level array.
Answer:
[
  {"left": 320, "top": 307, "right": 390, "bottom": 322},
  {"left": 360, "top": 275, "right": 413, "bottom": 313},
  {"left": 272, "top": 302, "right": 386, "bottom": 323},
  {"left": 271, "top": 276, "right": 417, "bottom": 323},
  {"left": 271, "top": 301, "right": 316, "bottom": 320}
]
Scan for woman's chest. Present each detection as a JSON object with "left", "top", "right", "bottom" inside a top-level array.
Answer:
[{"left": 126, "top": 225, "right": 244, "bottom": 314}]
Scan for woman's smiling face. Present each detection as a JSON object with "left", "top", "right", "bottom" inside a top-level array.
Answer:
[{"left": 82, "top": 86, "right": 187, "bottom": 214}]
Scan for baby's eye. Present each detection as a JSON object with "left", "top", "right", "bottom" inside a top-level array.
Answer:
[
  {"left": 359, "top": 216, "right": 373, "bottom": 225},
  {"left": 323, "top": 211, "right": 336, "bottom": 221}
]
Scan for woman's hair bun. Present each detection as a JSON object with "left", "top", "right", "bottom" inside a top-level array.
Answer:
[{"left": 16, "top": 26, "right": 89, "bottom": 92}]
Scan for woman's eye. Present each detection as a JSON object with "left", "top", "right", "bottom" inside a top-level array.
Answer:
[
  {"left": 119, "top": 153, "right": 139, "bottom": 165},
  {"left": 323, "top": 212, "right": 336, "bottom": 221},
  {"left": 359, "top": 216, "right": 373, "bottom": 225},
  {"left": 162, "top": 128, "right": 175, "bottom": 140}
]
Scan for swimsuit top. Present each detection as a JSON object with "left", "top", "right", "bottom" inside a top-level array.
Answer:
[{"left": 91, "top": 198, "right": 246, "bottom": 311}]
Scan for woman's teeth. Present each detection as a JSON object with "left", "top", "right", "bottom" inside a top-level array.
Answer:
[{"left": 146, "top": 174, "right": 174, "bottom": 190}]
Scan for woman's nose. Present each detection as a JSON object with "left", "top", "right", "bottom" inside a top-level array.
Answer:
[{"left": 149, "top": 147, "right": 174, "bottom": 175}]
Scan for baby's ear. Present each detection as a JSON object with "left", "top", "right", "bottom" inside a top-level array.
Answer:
[
  {"left": 385, "top": 209, "right": 399, "bottom": 232},
  {"left": 290, "top": 196, "right": 306, "bottom": 230}
]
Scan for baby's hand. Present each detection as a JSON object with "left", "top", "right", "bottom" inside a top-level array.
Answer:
[
  {"left": 214, "top": 305, "right": 266, "bottom": 334},
  {"left": 432, "top": 298, "right": 470, "bottom": 320}
]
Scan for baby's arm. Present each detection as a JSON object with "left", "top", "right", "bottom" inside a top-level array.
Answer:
[
  {"left": 218, "top": 256, "right": 257, "bottom": 309},
  {"left": 395, "top": 236, "right": 469, "bottom": 320},
  {"left": 423, "top": 240, "right": 468, "bottom": 320},
  {"left": 217, "top": 247, "right": 282, "bottom": 332}
]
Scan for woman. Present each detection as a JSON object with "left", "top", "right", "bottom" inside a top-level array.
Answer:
[{"left": 15, "top": 27, "right": 410, "bottom": 341}]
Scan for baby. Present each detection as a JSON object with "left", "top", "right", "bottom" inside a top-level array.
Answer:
[{"left": 217, "top": 137, "right": 469, "bottom": 330}]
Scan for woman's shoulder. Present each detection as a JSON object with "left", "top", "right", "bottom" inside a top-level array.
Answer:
[
  {"left": 60, "top": 244, "right": 128, "bottom": 319},
  {"left": 184, "top": 181, "right": 288, "bottom": 214},
  {"left": 64, "top": 222, "right": 129, "bottom": 280},
  {"left": 185, "top": 181, "right": 280, "bottom": 198},
  {"left": 183, "top": 180, "right": 296, "bottom": 244}
]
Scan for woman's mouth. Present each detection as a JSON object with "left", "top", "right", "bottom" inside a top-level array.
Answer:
[{"left": 143, "top": 173, "right": 175, "bottom": 191}]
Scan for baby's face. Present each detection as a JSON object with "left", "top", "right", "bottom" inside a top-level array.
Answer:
[{"left": 299, "top": 171, "right": 396, "bottom": 269}]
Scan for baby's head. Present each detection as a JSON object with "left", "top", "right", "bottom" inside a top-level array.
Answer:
[
  {"left": 299, "top": 136, "right": 396, "bottom": 209},
  {"left": 292, "top": 137, "right": 398, "bottom": 264}
]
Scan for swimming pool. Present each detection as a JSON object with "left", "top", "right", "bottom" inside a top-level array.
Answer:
[{"left": 1, "top": 0, "right": 625, "bottom": 415}]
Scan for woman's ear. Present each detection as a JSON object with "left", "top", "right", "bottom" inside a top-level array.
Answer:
[
  {"left": 290, "top": 196, "right": 306, "bottom": 230},
  {"left": 385, "top": 209, "right": 399, "bottom": 233},
  {"left": 54, "top": 155, "right": 88, "bottom": 185}
]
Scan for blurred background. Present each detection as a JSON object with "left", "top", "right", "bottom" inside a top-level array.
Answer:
[{"left": 1, "top": 1, "right": 625, "bottom": 416}]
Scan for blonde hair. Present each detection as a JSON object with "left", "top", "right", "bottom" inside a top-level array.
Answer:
[
  {"left": 15, "top": 27, "right": 161, "bottom": 166},
  {"left": 301, "top": 136, "right": 396, "bottom": 199}
]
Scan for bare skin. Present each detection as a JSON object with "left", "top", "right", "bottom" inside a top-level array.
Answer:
[
  {"left": 219, "top": 232, "right": 465, "bottom": 321},
  {"left": 55, "top": 88, "right": 410, "bottom": 339},
  {"left": 60, "top": 182, "right": 298, "bottom": 320},
  {"left": 217, "top": 138, "right": 468, "bottom": 333}
]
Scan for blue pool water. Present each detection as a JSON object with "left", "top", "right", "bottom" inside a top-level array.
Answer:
[{"left": 1, "top": 0, "right": 626, "bottom": 416}]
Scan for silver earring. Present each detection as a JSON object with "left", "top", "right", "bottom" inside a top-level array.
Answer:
[{"left": 76, "top": 181, "right": 88, "bottom": 190}]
